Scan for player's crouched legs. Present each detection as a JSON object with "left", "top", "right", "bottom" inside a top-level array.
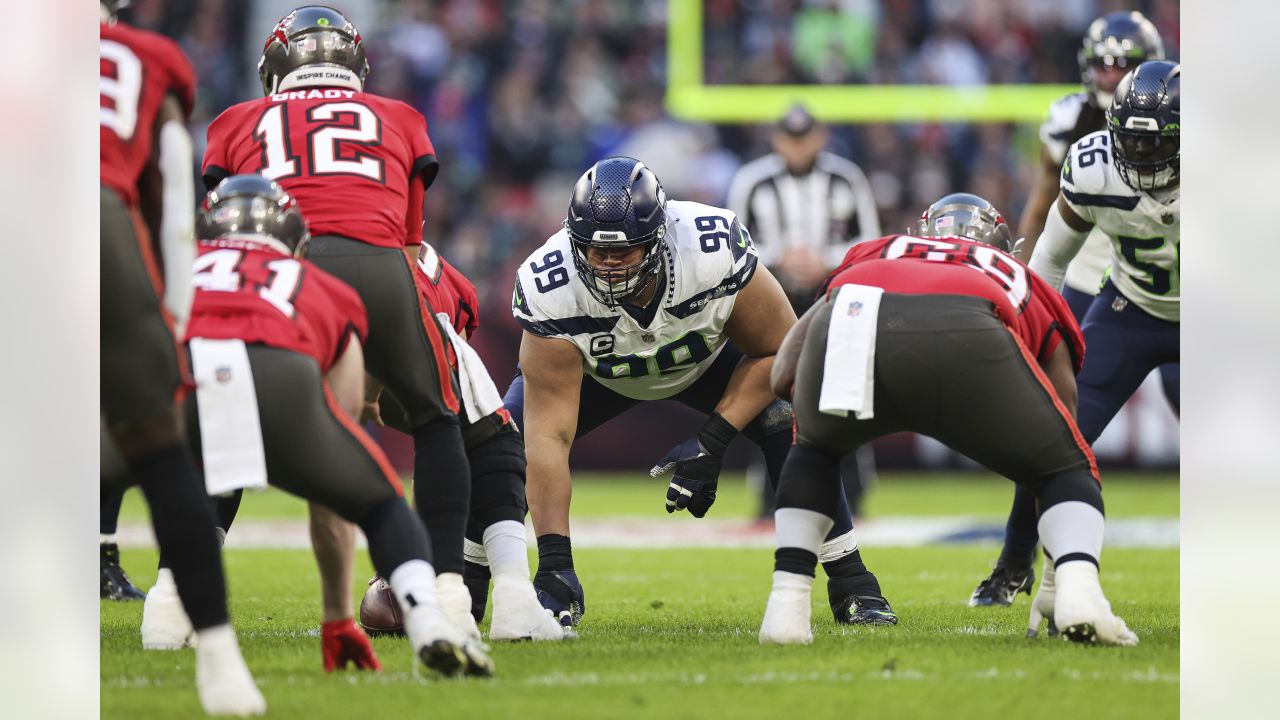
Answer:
[
  {"left": 465, "top": 426, "right": 564, "bottom": 641},
  {"left": 1031, "top": 469, "right": 1137, "bottom": 646},
  {"left": 752, "top": 417, "right": 895, "bottom": 627},
  {"left": 761, "top": 442, "right": 841, "bottom": 644}
]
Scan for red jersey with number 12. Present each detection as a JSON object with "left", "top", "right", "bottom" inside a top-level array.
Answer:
[
  {"left": 100, "top": 21, "right": 196, "bottom": 208},
  {"left": 823, "top": 235, "right": 1085, "bottom": 371},
  {"left": 185, "top": 241, "right": 368, "bottom": 372},
  {"left": 202, "top": 89, "right": 438, "bottom": 249}
]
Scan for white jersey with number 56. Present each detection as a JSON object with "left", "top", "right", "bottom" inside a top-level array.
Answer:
[
  {"left": 1059, "top": 130, "right": 1180, "bottom": 322},
  {"left": 512, "top": 200, "right": 758, "bottom": 400}
]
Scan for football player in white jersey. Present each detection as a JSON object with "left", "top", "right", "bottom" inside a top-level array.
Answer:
[
  {"left": 1015, "top": 60, "right": 1178, "bottom": 637},
  {"left": 505, "top": 157, "right": 895, "bottom": 632},
  {"left": 971, "top": 11, "right": 1176, "bottom": 608}
]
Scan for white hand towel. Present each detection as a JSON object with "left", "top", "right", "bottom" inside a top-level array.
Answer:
[
  {"left": 437, "top": 313, "right": 504, "bottom": 421},
  {"left": 818, "top": 284, "right": 884, "bottom": 420},
  {"left": 188, "top": 338, "right": 269, "bottom": 495}
]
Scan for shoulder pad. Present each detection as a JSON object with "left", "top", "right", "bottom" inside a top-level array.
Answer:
[{"left": 1059, "top": 128, "right": 1131, "bottom": 198}]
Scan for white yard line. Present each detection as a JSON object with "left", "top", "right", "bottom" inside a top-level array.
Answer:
[{"left": 115, "top": 517, "right": 1178, "bottom": 550}]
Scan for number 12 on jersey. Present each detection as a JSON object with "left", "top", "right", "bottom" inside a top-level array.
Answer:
[{"left": 254, "top": 102, "right": 385, "bottom": 182}]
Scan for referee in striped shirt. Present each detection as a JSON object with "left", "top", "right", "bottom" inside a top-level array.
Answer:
[
  {"left": 728, "top": 104, "right": 881, "bottom": 518},
  {"left": 728, "top": 104, "right": 880, "bottom": 313}
]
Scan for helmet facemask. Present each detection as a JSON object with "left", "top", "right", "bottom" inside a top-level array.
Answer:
[
  {"left": 1110, "top": 125, "right": 1179, "bottom": 191},
  {"left": 568, "top": 225, "right": 666, "bottom": 307}
]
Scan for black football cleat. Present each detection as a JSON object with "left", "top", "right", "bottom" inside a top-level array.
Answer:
[
  {"left": 101, "top": 542, "right": 145, "bottom": 600},
  {"left": 833, "top": 594, "right": 899, "bottom": 626},
  {"left": 969, "top": 564, "right": 1034, "bottom": 607}
]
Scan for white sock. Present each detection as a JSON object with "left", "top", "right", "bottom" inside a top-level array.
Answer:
[
  {"left": 1037, "top": 501, "right": 1104, "bottom": 566},
  {"left": 195, "top": 623, "right": 241, "bottom": 661},
  {"left": 818, "top": 528, "right": 858, "bottom": 564},
  {"left": 389, "top": 559, "right": 439, "bottom": 612},
  {"left": 483, "top": 520, "right": 531, "bottom": 580},
  {"left": 100, "top": 534, "right": 116, "bottom": 545},
  {"left": 774, "top": 508, "right": 834, "bottom": 554},
  {"left": 153, "top": 567, "right": 176, "bottom": 591},
  {"left": 771, "top": 570, "right": 814, "bottom": 595}
]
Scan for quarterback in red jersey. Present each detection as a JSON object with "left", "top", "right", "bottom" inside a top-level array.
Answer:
[
  {"left": 759, "top": 194, "right": 1138, "bottom": 647},
  {"left": 200, "top": 6, "right": 478, "bottom": 636},
  {"left": 147, "top": 175, "right": 493, "bottom": 677},
  {"left": 99, "top": 1, "right": 264, "bottom": 714},
  {"left": 360, "top": 244, "right": 566, "bottom": 642}
]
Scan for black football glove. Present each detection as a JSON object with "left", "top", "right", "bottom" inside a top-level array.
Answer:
[
  {"left": 649, "top": 413, "right": 738, "bottom": 518},
  {"left": 533, "top": 569, "right": 585, "bottom": 630},
  {"left": 534, "top": 534, "right": 584, "bottom": 633}
]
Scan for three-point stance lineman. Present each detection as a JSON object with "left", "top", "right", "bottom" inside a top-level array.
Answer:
[
  {"left": 760, "top": 194, "right": 1137, "bottom": 646},
  {"left": 507, "top": 157, "right": 894, "bottom": 631}
]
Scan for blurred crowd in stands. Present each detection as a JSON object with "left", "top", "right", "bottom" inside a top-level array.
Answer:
[{"left": 116, "top": 0, "right": 1180, "bottom": 467}]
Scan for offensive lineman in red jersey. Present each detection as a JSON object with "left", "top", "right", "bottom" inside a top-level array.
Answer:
[
  {"left": 149, "top": 175, "right": 493, "bottom": 676},
  {"left": 98, "top": 2, "right": 265, "bottom": 714},
  {"left": 358, "top": 244, "right": 566, "bottom": 641},
  {"left": 201, "top": 7, "right": 479, "bottom": 636},
  {"left": 758, "top": 194, "right": 1138, "bottom": 647}
]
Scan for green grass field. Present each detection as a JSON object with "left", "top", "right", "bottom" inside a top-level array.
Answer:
[{"left": 103, "top": 472, "right": 1178, "bottom": 719}]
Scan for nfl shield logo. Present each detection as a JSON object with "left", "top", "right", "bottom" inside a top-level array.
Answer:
[
  {"left": 215, "top": 366, "right": 232, "bottom": 383},
  {"left": 1111, "top": 296, "right": 1128, "bottom": 312},
  {"left": 1161, "top": 212, "right": 1175, "bottom": 225},
  {"left": 847, "top": 301, "right": 863, "bottom": 317}
]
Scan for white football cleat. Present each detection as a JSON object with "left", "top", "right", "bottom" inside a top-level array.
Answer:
[
  {"left": 141, "top": 569, "right": 196, "bottom": 649},
  {"left": 1052, "top": 561, "right": 1139, "bottom": 647},
  {"left": 436, "top": 572, "right": 482, "bottom": 642},
  {"left": 759, "top": 572, "right": 813, "bottom": 645},
  {"left": 404, "top": 601, "right": 493, "bottom": 677},
  {"left": 195, "top": 625, "right": 266, "bottom": 717},
  {"left": 488, "top": 575, "right": 565, "bottom": 641},
  {"left": 1026, "top": 556, "right": 1057, "bottom": 639}
]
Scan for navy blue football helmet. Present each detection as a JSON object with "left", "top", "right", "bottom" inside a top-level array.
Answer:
[
  {"left": 1078, "top": 11, "right": 1165, "bottom": 109},
  {"left": 916, "top": 193, "right": 1014, "bottom": 253},
  {"left": 1107, "top": 60, "right": 1180, "bottom": 191},
  {"left": 565, "top": 157, "right": 668, "bottom": 306}
]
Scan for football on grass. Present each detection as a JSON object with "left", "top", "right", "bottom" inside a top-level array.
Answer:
[{"left": 358, "top": 577, "right": 405, "bottom": 636}]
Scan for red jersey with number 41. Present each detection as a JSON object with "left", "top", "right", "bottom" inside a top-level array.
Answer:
[
  {"left": 185, "top": 240, "right": 369, "bottom": 372},
  {"left": 822, "top": 235, "right": 1085, "bottom": 372},
  {"left": 100, "top": 21, "right": 196, "bottom": 209},
  {"left": 202, "top": 89, "right": 438, "bottom": 249}
]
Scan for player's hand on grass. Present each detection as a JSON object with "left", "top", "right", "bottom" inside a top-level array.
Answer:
[
  {"left": 322, "top": 618, "right": 382, "bottom": 672},
  {"left": 534, "top": 568, "right": 585, "bottom": 632},
  {"left": 651, "top": 436, "right": 722, "bottom": 518}
]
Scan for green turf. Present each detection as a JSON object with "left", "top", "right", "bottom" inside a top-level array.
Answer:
[
  {"left": 117, "top": 471, "right": 1178, "bottom": 522},
  {"left": 102, "top": 545, "right": 1177, "bottom": 719}
]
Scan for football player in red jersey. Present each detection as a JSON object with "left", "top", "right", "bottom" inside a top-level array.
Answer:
[
  {"left": 147, "top": 175, "right": 493, "bottom": 676},
  {"left": 99, "top": 2, "right": 264, "bottom": 714},
  {"left": 359, "top": 244, "right": 566, "bottom": 641},
  {"left": 201, "top": 7, "right": 478, "bottom": 634},
  {"left": 758, "top": 194, "right": 1138, "bottom": 647}
]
